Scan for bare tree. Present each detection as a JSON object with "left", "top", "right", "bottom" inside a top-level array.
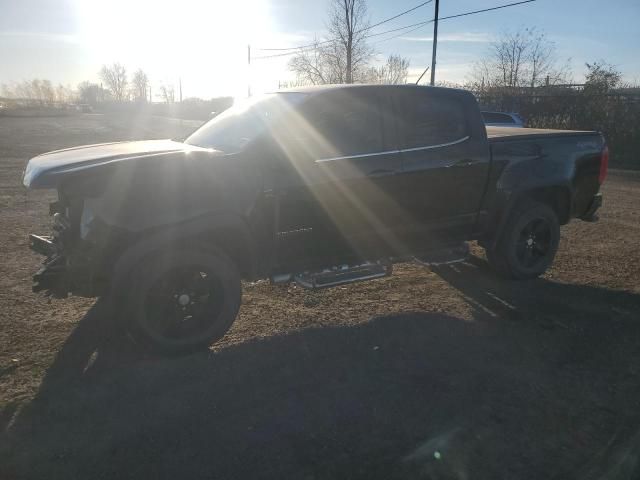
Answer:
[
  {"left": 131, "top": 69, "right": 149, "bottom": 102},
  {"left": 485, "top": 28, "right": 529, "bottom": 88},
  {"left": 55, "top": 84, "right": 74, "bottom": 103},
  {"left": 469, "top": 27, "right": 569, "bottom": 90},
  {"left": 99, "top": 63, "right": 128, "bottom": 101},
  {"left": 160, "top": 84, "right": 175, "bottom": 104},
  {"left": 527, "top": 28, "right": 571, "bottom": 88},
  {"left": 365, "top": 55, "right": 410, "bottom": 84},
  {"left": 39, "top": 79, "right": 55, "bottom": 104},
  {"left": 2, "top": 79, "right": 57, "bottom": 104},
  {"left": 327, "top": 0, "right": 371, "bottom": 83},
  {"left": 289, "top": 0, "right": 373, "bottom": 84},
  {"left": 289, "top": 40, "right": 334, "bottom": 85}
]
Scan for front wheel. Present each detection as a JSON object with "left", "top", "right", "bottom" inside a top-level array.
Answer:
[
  {"left": 125, "top": 248, "right": 242, "bottom": 355},
  {"left": 485, "top": 200, "right": 560, "bottom": 280}
]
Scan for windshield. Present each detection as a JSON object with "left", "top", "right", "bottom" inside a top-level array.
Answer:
[{"left": 184, "top": 93, "right": 308, "bottom": 153}]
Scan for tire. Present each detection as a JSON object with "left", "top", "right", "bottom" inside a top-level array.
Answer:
[
  {"left": 124, "top": 248, "right": 242, "bottom": 355},
  {"left": 485, "top": 199, "right": 560, "bottom": 280}
]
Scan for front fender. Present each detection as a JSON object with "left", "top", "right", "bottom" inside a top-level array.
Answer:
[{"left": 110, "top": 212, "right": 259, "bottom": 301}]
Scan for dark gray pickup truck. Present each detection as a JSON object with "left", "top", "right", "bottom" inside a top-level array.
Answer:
[{"left": 23, "top": 84, "right": 607, "bottom": 354}]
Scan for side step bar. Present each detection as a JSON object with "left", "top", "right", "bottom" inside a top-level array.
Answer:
[
  {"left": 414, "top": 243, "right": 470, "bottom": 267},
  {"left": 270, "top": 243, "right": 469, "bottom": 290},
  {"left": 29, "top": 234, "right": 56, "bottom": 256},
  {"left": 292, "top": 262, "right": 393, "bottom": 289}
]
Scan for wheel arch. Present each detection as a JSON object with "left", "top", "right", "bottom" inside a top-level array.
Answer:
[
  {"left": 488, "top": 184, "right": 571, "bottom": 249},
  {"left": 110, "top": 213, "right": 258, "bottom": 301}
]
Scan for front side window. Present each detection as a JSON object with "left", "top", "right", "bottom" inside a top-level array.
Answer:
[
  {"left": 185, "top": 93, "right": 308, "bottom": 153},
  {"left": 300, "top": 90, "right": 384, "bottom": 159},
  {"left": 396, "top": 91, "right": 468, "bottom": 149}
]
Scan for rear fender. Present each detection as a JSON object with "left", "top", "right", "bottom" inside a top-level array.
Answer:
[{"left": 487, "top": 184, "right": 571, "bottom": 249}]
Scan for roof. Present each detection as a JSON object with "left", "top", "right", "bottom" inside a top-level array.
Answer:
[{"left": 272, "top": 84, "right": 472, "bottom": 97}]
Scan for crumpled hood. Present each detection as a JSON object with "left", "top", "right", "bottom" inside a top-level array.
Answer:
[{"left": 23, "top": 139, "right": 215, "bottom": 189}]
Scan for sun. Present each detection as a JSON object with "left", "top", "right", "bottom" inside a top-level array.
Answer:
[{"left": 74, "top": 0, "right": 275, "bottom": 98}]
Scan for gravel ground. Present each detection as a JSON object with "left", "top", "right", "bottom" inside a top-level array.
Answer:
[{"left": 0, "top": 114, "right": 639, "bottom": 479}]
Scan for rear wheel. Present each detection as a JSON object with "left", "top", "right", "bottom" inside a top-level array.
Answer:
[
  {"left": 126, "top": 248, "right": 241, "bottom": 355},
  {"left": 485, "top": 200, "right": 560, "bottom": 280}
]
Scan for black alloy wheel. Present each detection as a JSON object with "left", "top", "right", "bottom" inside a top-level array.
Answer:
[
  {"left": 485, "top": 199, "right": 560, "bottom": 280},
  {"left": 514, "top": 217, "right": 554, "bottom": 270},
  {"left": 127, "top": 249, "right": 242, "bottom": 355}
]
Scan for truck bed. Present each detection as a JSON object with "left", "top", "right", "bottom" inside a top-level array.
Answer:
[{"left": 486, "top": 126, "right": 598, "bottom": 141}]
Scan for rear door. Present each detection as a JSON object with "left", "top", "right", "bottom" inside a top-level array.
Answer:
[{"left": 392, "top": 88, "right": 490, "bottom": 248}]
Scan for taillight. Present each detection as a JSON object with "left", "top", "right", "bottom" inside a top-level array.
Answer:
[{"left": 599, "top": 145, "right": 609, "bottom": 184}]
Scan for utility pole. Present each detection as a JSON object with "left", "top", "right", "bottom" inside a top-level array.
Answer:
[
  {"left": 247, "top": 44, "right": 251, "bottom": 97},
  {"left": 430, "top": 0, "right": 440, "bottom": 86},
  {"left": 179, "top": 77, "right": 182, "bottom": 103}
]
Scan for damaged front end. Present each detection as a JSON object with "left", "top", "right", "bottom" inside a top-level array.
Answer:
[
  {"left": 24, "top": 139, "right": 213, "bottom": 298},
  {"left": 29, "top": 197, "right": 99, "bottom": 298}
]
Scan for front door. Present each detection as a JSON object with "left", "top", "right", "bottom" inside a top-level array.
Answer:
[{"left": 268, "top": 87, "right": 407, "bottom": 271}]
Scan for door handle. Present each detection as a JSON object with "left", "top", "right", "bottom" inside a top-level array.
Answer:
[
  {"left": 367, "top": 169, "right": 397, "bottom": 177},
  {"left": 448, "top": 159, "right": 475, "bottom": 168}
]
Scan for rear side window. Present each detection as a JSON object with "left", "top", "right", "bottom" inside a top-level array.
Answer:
[
  {"left": 301, "top": 90, "right": 384, "bottom": 159},
  {"left": 482, "top": 112, "right": 516, "bottom": 124},
  {"left": 395, "top": 91, "right": 468, "bottom": 149}
]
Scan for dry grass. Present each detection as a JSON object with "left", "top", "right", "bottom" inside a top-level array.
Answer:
[{"left": 1, "top": 114, "right": 639, "bottom": 479}]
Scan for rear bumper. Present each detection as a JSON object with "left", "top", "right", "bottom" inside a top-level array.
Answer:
[{"left": 579, "top": 193, "right": 602, "bottom": 222}]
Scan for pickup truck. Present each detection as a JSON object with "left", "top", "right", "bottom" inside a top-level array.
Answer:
[{"left": 23, "top": 85, "right": 607, "bottom": 354}]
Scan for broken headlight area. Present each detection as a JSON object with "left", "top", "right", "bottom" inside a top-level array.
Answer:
[{"left": 29, "top": 197, "right": 101, "bottom": 298}]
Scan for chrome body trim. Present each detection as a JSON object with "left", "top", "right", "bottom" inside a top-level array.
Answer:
[
  {"left": 396, "top": 135, "right": 470, "bottom": 154},
  {"left": 315, "top": 136, "right": 470, "bottom": 164}
]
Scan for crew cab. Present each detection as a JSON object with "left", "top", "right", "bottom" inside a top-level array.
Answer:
[{"left": 23, "top": 85, "right": 607, "bottom": 354}]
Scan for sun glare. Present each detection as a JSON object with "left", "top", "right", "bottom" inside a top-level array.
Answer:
[{"left": 74, "top": 0, "right": 277, "bottom": 98}]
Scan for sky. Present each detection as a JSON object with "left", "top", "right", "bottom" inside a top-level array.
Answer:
[{"left": 0, "top": 0, "right": 638, "bottom": 99}]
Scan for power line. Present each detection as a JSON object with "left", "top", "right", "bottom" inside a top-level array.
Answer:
[
  {"left": 254, "top": 16, "right": 435, "bottom": 59},
  {"left": 252, "top": 0, "right": 537, "bottom": 60},
  {"left": 255, "top": 0, "right": 433, "bottom": 52},
  {"left": 366, "top": 18, "right": 431, "bottom": 39},
  {"left": 373, "top": 0, "right": 537, "bottom": 46},
  {"left": 253, "top": 20, "right": 434, "bottom": 60},
  {"left": 370, "top": 20, "right": 432, "bottom": 45},
  {"left": 439, "top": 0, "right": 535, "bottom": 22},
  {"left": 367, "top": 0, "right": 433, "bottom": 32}
]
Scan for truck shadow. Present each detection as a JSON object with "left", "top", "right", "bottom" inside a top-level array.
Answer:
[
  {"left": 2, "top": 260, "right": 640, "bottom": 480},
  {"left": 432, "top": 255, "right": 639, "bottom": 327}
]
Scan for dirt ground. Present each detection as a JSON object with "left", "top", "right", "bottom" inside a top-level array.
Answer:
[{"left": 1, "top": 114, "right": 639, "bottom": 479}]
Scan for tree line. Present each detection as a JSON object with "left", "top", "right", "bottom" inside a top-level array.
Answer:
[{"left": 1, "top": 65, "right": 179, "bottom": 107}]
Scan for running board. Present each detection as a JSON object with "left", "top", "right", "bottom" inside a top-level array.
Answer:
[
  {"left": 293, "top": 262, "right": 392, "bottom": 289},
  {"left": 414, "top": 243, "right": 470, "bottom": 267}
]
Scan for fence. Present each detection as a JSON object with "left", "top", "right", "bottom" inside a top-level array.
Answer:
[{"left": 475, "top": 90, "right": 640, "bottom": 168}]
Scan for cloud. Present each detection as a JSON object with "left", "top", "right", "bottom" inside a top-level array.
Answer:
[{"left": 401, "top": 32, "right": 492, "bottom": 43}]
